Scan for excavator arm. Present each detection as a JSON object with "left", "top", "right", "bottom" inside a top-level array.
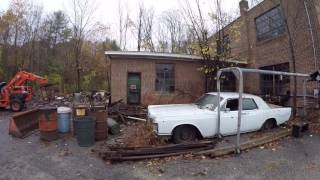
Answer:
[{"left": 6, "top": 71, "right": 48, "bottom": 88}]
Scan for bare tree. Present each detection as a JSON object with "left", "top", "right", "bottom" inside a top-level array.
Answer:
[
  {"left": 118, "top": 0, "right": 130, "bottom": 50},
  {"left": 132, "top": 3, "right": 155, "bottom": 52},
  {"left": 156, "top": 22, "right": 169, "bottom": 52},
  {"left": 8, "top": 0, "right": 27, "bottom": 72},
  {"left": 160, "top": 9, "right": 185, "bottom": 53},
  {"left": 68, "top": 0, "right": 97, "bottom": 92},
  {"left": 136, "top": 3, "right": 144, "bottom": 51},
  {"left": 23, "top": 2, "right": 43, "bottom": 72},
  {"left": 181, "top": 0, "right": 215, "bottom": 91},
  {"left": 141, "top": 8, "right": 155, "bottom": 52}
]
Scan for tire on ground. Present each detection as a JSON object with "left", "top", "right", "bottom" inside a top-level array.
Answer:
[
  {"left": 261, "top": 119, "right": 276, "bottom": 131},
  {"left": 172, "top": 125, "right": 198, "bottom": 144},
  {"left": 10, "top": 99, "right": 24, "bottom": 112}
]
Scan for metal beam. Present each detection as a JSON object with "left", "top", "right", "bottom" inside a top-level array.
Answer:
[{"left": 220, "top": 67, "right": 309, "bottom": 77}]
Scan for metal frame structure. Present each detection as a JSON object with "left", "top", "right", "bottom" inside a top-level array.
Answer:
[{"left": 216, "top": 67, "right": 309, "bottom": 154}]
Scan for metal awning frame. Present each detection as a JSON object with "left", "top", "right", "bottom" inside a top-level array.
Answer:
[{"left": 216, "top": 67, "right": 309, "bottom": 154}]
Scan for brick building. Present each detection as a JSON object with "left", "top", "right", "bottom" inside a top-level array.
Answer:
[
  {"left": 106, "top": 51, "right": 245, "bottom": 105},
  {"left": 219, "top": 0, "right": 320, "bottom": 106}
]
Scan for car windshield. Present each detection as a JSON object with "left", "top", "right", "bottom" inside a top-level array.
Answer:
[{"left": 194, "top": 94, "right": 222, "bottom": 110}]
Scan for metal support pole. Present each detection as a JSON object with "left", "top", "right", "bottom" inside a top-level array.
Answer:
[
  {"left": 303, "top": 79, "right": 307, "bottom": 118},
  {"left": 217, "top": 71, "right": 222, "bottom": 137},
  {"left": 235, "top": 69, "right": 243, "bottom": 154}
]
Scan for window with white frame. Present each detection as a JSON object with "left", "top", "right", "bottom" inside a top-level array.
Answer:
[{"left": 255, "top": 6, "right": 285, "bottom": 41}]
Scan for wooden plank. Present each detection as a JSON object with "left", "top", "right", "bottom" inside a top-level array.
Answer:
[
  {"left": 126, "top": 116, "right": 147, "bottom": 122},
  {"left": 103, "top": 146, "right": 215, "bottom": 162},
  {"left": 196, "top": 129, "right": 291, "bottom": 157}
]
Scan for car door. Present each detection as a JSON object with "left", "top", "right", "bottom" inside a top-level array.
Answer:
[
  {"left": 220, "top": 99, "right": 238, "bottom": 135},
  {"left": 241, "top": 98, "right": 260, "bottom": 132},
  {"left": 220, "top": 98, "right": 260, "bottom": 135}
]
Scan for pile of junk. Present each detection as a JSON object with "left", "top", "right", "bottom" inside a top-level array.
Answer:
[{"left": 8, "top": 92, "right": 118, "bottom": 147}]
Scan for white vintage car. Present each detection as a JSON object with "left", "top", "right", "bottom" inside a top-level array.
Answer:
[{"left": 148, "top": 92, "right": 291, "bottom": 143}]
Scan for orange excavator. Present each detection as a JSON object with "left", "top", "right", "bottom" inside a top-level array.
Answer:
[{"left": 0, "top": 71, "right": 48, "bottom": 112}]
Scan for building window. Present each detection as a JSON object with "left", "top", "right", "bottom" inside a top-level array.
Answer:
[
  {"left": 255, "top": 6, "right": 285, "bottom": 41},
  {"left": 155, "top": 64, "right": 175, "bottom": 92},
  {"left": 222, "top": 35, "right": 231, "bottom": 55},
  {"left": 216, "top": 34, "right": 231, "bottom": 57},
  {"left": 260, "top": 63, "right": 290, "bottom": 96}
]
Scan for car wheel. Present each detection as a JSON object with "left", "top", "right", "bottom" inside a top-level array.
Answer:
[
  {"left": 10, "top": 99, "right": 24, "bottom": 112},
  {"left": 172, "top": 125, "right": 198, "bottom": 144},
  {"left": 261, "top": 119, "right": 276, "bottom": 131}
]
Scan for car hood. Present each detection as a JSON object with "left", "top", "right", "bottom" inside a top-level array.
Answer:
[{"left": 148, "top": 104, "right": 206, "bottom": 121}]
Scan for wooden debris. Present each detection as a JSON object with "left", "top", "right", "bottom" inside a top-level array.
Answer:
[
  {"left": 197, "top": 129, "right": 291, "bottom": 157},
  {"left": 126, "top": 116, "right": 147, "bottom": 122},
  {"left": 98, "top": 141, "right": 217, "bottom": 162}
]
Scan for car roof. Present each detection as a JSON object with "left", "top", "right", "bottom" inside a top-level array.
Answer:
[{"left": 206, "top": 92, "right": 260, "bottom": 99}]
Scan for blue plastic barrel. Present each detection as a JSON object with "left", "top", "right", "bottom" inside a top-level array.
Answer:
[{"left": 57, "top": 107, "right": 72, "bottom": 133}]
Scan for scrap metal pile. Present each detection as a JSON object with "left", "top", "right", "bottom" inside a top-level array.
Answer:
[
  {"left": 108, "top": 99, "right": 147, "bottom": 123},
  {"left": 98, "top": 140, "right": 217, "bottom": 162}
]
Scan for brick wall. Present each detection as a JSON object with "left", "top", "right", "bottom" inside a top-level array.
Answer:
[
  {"left": 110, "top": 58, "right": 205, "bottom": 105},
  {"left": 222, "top": 0, "right": 320, "bottom": 103},
  {"left": 315, "top": 0, "right": 320, "bottom": 25}
]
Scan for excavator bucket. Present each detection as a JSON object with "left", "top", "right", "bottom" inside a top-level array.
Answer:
[{"left": 9, "top": 109, "right": 40, "bottom": 138}]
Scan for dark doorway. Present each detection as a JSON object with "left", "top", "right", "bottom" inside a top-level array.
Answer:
[{"left": 127, "top": 73, "right": 141, "bottom": 104}]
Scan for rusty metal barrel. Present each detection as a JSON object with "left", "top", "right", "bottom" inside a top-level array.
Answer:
[
  {"left": 88, "top": 110, "right": 108, "bottom": 141},
  {"left": 38, "top": 108, "right": 59, "bottom": 141}
]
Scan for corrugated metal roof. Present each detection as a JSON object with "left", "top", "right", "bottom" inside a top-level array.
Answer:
[{"left": 105, "top": 51, "right": 247, "bottom": 64}]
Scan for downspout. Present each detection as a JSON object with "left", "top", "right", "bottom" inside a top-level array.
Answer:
[
  {"left": 304, "top": 0, "right": 318, "bottom": 69},
  {"left": 304, "top": 0, "right": 319, "bottom": 107}
]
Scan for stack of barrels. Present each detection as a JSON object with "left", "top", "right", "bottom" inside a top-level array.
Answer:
[
  {"left": 37, "top": 104, "right": 108, "bottom": 146},
  {"left": 73, "top": 105, "right": 108, "bottom": 147}
]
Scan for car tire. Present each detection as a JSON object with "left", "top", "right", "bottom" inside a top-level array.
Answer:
[
  {"left": 261, "top": 119, "right": 276, "bottom": 131},
  {"left": 10, "top": 99, "right": 24, "bottom": 112},
  {"left": 172, "top": 125, "right": 198, "bottom": 144}
]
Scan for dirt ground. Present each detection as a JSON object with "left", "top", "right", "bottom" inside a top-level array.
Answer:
[{"left": 1, "top": 110, "right": 320, "bottom": 180}]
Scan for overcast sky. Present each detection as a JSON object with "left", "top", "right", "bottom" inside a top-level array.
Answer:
[{"left": 0, "top": 0, "right": 256, "bottom": 50}]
